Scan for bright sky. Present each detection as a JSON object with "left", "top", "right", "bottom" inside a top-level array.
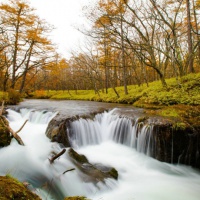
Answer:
[
  {"left": 28, "top": 0, "right": 92, "bottom": 58},
  {"left": 0, "top": 0, "right": 95, "bottom": 58}
]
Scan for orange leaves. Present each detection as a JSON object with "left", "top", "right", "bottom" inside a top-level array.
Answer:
[
  {"left": 98, "top": 0, "right": 127, "bottom": 16},
  {"left": 95, "top": 15, "right": 111, "bottom": 28}
]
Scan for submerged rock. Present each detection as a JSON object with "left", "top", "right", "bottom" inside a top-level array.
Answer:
[
  {"left": 68, "top": 148, "right": 118, "bottom": 182},
  {"left": 0, "top": 176, "right": 41, "bottom": 200}
]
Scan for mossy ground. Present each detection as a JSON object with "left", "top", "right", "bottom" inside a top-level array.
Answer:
[
  {"left": 25, "top": 73, "right": 200, "bottom": 107},
  {"left": 0, "top": 175, "right": 41, "bottom": 200}
]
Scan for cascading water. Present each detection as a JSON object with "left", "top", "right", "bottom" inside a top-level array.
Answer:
[
  {"left": 0, "top": 108, "right": 200, "bottom": 200},
  {"left": 69, "top": 110, "right": 155, "bottom": 155}
]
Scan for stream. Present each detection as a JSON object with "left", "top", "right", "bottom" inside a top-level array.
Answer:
[{"left": 0, "top": 100, "right": 200, "bottom": 200}]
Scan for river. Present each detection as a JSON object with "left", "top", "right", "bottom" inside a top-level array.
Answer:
[{"left": 1, "top": 100, "right": 200, "bottom": 200}]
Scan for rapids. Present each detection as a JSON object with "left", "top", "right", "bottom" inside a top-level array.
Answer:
[{"left": 0, "top": 108, "right": 200, "bottom": 200}]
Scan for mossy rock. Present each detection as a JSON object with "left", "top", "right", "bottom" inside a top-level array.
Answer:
[
  {"left": 68, "top": 148, "right": 88, "bottom": 164},
  {"left": 68, "top": 148, "right": 118, "bottom": 182},
  {"left": 0, "top": 116, "right": 11, "bottom": 147},
  {"left": 0, "top": 176, "right": 41, "bottom": 200},
  {"left": 107, "top": 168, "right": 118, "bottom": 180}
]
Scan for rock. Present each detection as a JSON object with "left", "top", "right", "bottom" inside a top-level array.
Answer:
[
  {"left": 136, "top": 116, "right": 200, "bottom": 169},
  {"left": 0, "top": 176, "right": 41, "bottom": 200},
  {"left": 46, "top": 111, "right": 105, "bottom": 147},
  {"left": 68, "top": 148, "right": 118, "bottom": 183},
  {"left": 45, "top": 115, "right": 76, "bottom": 147},
  {"left": 0, "top": 116, "right": 11, "bottom": 147}
]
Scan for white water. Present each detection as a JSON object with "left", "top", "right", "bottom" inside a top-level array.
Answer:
[{"left": 0, "top": 109, "right": 200, "bottom": 200}]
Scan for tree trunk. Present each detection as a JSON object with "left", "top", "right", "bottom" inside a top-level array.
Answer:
[
  {"left": 11, "top": 8, "right": 22, "bottom": 89},
  {"left": 186, "top": 0, "right": 194, "bottom": 73},
  {"left": 120, "top": 13, "right": 128, "bottom": 95},
  {"left": 20, "top": 41, "right": 34, "bottom": 93}
]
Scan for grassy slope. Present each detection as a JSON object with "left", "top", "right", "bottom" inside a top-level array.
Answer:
[{"left": 32, "top": 73, "right": 200, "bottom": 107}]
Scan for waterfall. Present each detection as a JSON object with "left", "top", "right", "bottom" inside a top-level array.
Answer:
[
  {"left": 1, "top": 107, "right": 200, "bottom": 200},
  {"left": 68, "top": 110, "right": 155, "bottom": 158}
]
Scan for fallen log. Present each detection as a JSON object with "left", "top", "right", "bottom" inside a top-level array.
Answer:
[{"left": 49, "top": 149, "right": 66, "bottom": 164}]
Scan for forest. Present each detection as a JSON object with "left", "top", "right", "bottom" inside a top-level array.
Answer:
[{"left": 0, "top": 0, "right": 200, "bottom": 98}]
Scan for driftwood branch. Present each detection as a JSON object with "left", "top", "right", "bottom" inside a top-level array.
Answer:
[
  {"left": 63, "top": 168, "right": 75, "bottom": 174},
  {"left": 6, "top": 123, "right": 25, "bottom": 145},
  {"left": 49, "top": 149, "right": 66, "bottom": 164},
  {"left": 15, "top": 120, "right": 28, "bottom": 134}
]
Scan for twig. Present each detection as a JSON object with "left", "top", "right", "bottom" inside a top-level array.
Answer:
[
  {"left": 63, "top": 168, "right": 75, "bottom": 174},
  {"left": 49, "top": 149, "right": 66, "bottom": 164}
]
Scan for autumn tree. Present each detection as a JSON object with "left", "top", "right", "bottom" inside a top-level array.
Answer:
[{"left": 0, "top": 0, "right": 56, "bottom": 92}]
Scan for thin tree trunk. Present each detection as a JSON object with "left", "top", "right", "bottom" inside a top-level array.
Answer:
[
  {"left": 186, "top": 0, "right": 194, "bottom": 73},
  {"left": 20, "top": 41, "right": 34, "bottom": 93},
  {"left": 120, "top": 13, "right": 128, "bottom": 95}
]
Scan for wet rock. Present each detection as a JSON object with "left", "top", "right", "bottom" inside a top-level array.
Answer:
[
  {"left": 45, "top": 114, "right": 77, "bottom": 147},
  {"left": 0, "top": 116, "right": 11, "bottom": 147},
  {"left": 45, "top": 110, "right": 106, "bottom": 147},
  {"left": 68, "top": 148, "right": 118, "bottom": 183},
  {"left": 136, "top": 116, "right": 200, "bottom": 169}
]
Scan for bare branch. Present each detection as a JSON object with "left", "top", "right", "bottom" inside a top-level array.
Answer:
[
  {"left": 49, "top": 149, "right": 66, "bottom": 164},
  {"left": 63, "top": 168, "right": 75, "bottom": 174},
  {"left": 15, "top": 120, "right": 28, "bottom": 134}
]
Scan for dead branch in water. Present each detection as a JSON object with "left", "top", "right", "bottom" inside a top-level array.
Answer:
[
  {"left": 49, "top": 149, "right": 66, "bottom": 164},
  {"left": 63, "top": 168, "right": 75, "bottom": 174},
  {"left": 15, "top": 120, "right": 28, "bottom": 134},
  {"left": 0, "top": 101, "right": 27, "bottom": 145}
]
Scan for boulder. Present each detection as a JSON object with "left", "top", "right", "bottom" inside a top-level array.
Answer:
[{"left": 45, "top": 115, "right": 78, "bottom": 147}]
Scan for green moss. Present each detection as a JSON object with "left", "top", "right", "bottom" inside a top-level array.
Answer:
[
  {"left": 160, "top": 108, "right": 179, "bottom": 118},
  {"left": 68, "top": 148, "right": 88, "bottom": 164},
  {"left": 0, "top": 176, "right": 41, "bottom": 200},
  {"left": 108, "top": 168, "right": 118, "bottom": 180},
  {"left": 173, "top": 122, "right": 187, "bottom": 130},
  {"left": 0, "top": 116, "right": 11, "bottom": 147}
]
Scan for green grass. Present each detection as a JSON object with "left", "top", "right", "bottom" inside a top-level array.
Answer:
[{"left": 30, "top": 73, "right": 200, "bottom": 108}]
